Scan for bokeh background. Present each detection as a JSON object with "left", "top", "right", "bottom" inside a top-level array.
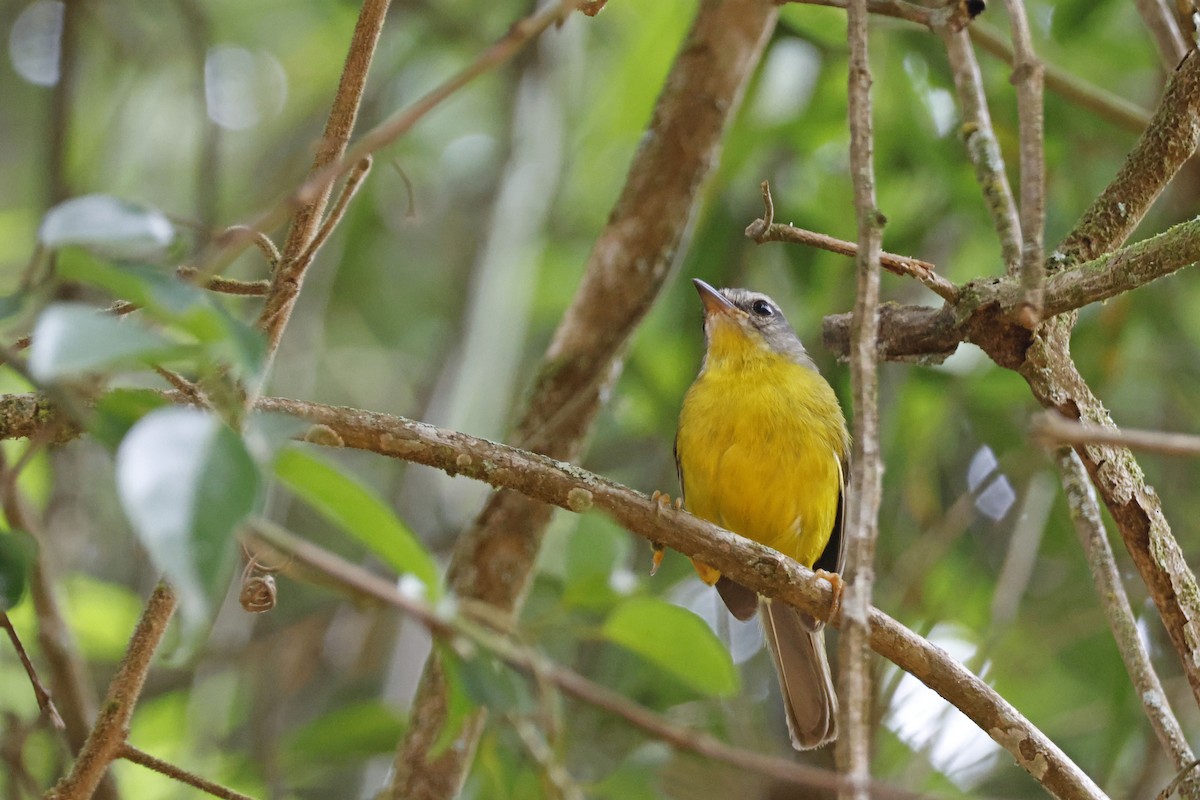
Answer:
[{"left": 2, "top": 0, "right": 1198, "bottom": 798}]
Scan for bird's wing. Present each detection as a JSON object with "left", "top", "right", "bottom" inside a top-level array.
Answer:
[
  {"left": 813, "top": 452, "right": 847, "bottom": 576},
  {"left": 802, "top": 453, "right": 847, "bottom": 632}
]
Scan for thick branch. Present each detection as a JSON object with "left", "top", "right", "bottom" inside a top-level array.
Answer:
[
  {"left": 255, "top": 396, "right": 1101, "bottom": 799},
  {"left": 0, "top": 390, "right": 1109, "bottom": 797},
  {"left": 823, "top": 215, "right": 1200, "bottom": 361},
  {"left": 1057, "top": 49, "right": 1200, "bottom": 265}
]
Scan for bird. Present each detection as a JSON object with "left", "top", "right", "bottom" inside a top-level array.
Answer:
[{"left": 672, "top": 277, "right": 849, "bottom": 750}]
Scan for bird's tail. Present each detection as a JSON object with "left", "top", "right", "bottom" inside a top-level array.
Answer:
[{"left": 762, "top": 598, "right": 837, "bottom": 750}]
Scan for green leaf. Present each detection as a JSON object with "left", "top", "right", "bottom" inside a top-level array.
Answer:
[
  {"left": 27, "top": 303, "right": 179, "bottom": 381},
  {"left": 39, "top": 194, "right": 175, "bottom": 261},
  {"left": 602, "top": 596, "right": 739, "bottom": 698},
  {"left": 458, "top": 652, "right": 533, "bottom": 715},
  {"left": 282, "top": 701, "right": 406, "bottom": 770},
  {"left": 58, "top": 256, "right": 198, "bottom": 312},
  {"left": 595, "top": 744, "right": 671, "bottom": 800},
  {"left": 90, "top": 388, "right": 170, "bottom": 451},
  {"left": 116, "top": 408, "right": 261, "bottom": 637},
  {"left": 274, "top": 448, "right": 440, "bottom": 597},
  {"left": 0, "top": 531, "right": 36, "bottom": 610},
  {"left": 563, "top": 517, "right": 627, "bottom": 610},
  {"left": 56, "top": 259, "right": 266, "bottom": 380}
]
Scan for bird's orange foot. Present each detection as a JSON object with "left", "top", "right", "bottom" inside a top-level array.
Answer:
[
  {"left": 649, "top": 543, "right": 666, "bottom": 576},
  {"left": 650, "top": 490, "right": 684, "bottom": 512},
  {"left": 815, "top": 569, "right": 844, "bottom": 623}
]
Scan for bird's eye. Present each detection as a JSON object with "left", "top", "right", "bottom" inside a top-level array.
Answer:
[{"left": 751, "top": 299, "right": 774, "bottom": 317}]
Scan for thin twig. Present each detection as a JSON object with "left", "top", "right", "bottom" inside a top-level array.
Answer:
[
  {"left": 745, "top": 181, "right": 959, "bottom": 302},
  {"left": 153, "top": 366, "right": 208, "bottom": 407},
  {"left": 1057, "top": 450, "right": 1198, "bottom": 799},
  {"left": 254, "top": 0, "right": 392, "bottom": 365},
  {"left": 1, "top": 613, "right": 65, "bottom": 731},
  {"left": 790, "top": 0, "right": 1153, "bottom": 134},
  {"left": 937, "top": 25, "right": 1022, "bottom": 274},
  {"left": 1135, "top": 0, "right": 1190, "bottom": 68},
  {"left": 296, "top": 156, "right": 373, "bottom": 269},
  {"left": 1032, "top": 411, "right": 1200, "bottom": 456},
  {"left": 1160, "top": 759, "right": 1200, "bottom": 800},
  {"left": 510, "top": 717, "right": 585, "bottom": 800},
  {"left": 838, "top": 0, "right": 886, "bottom": 794},
  {"left": 1000, "top": 0, "right": 1047, "bottom": 324},
  {"left": 967, "top": 23, "right": 1151, "bottom": 133},
  {"left": 215, "top": 225, "right": 280, "bottom": 270},
  {"left": 119, "top": 744, "right": 256, "bottom": 800},
  {"left": 253, "top": 0, "right": 574, "bottom": 357}
]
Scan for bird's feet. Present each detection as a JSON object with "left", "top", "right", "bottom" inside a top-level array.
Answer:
[
  {"left": 649, "top": 542, "right": 666, "bottom": 576},
  {"left": 648, "top": 491, "right": 682, "bottom": 576},
  {"left": 815, "top": 569, "right": 844, "bottom": 623},
  {"left": 650, "top": 490, "right": 684, "bottom": 512}
]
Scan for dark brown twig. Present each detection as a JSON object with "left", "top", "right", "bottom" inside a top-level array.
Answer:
[
  {"left": 745, "top": 181, "right": 958, "bottom": 302},
  {"left": 119, "top": 744, "right": 256, "bottom": 800},
  {"left": 1, "top": 613, "right": 65, "bottom": 731}
]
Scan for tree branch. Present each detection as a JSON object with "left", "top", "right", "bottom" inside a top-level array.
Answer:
[
  {"left": 823, "top": 214, "right": 1200, "bottom": 361},
  {"left": 838, "top": 0, "right": 885, "bottom": 792},
  {"left": 232, "top": 420, "right": 1101, "bottom": 799},
  {"left": 119, "top": 744, "right": 255, "bottom": 800},
  {"left": 0, "top": 388, "right": 1111, "bottom": 797},
  {"left": 1056, "top": 450, "right": 1198, "bottom": 799},
  {"left": 745, "top": 181, "right": 958, "bottom": 302},
  {"left": 46, "top": 583, "right": 177, "bottom": 800},
  {"left": 938, "top": 24, "right": 1022, "bottom": 274},
  {"left": 256, "top": 0, "right": 391, "bottom": 358},
  {"left": 1032, "top": 411, "right": 1200, "bottom": 457},
  {"left": 999, "top": 0, "right": 1046, "bottom": 322}
]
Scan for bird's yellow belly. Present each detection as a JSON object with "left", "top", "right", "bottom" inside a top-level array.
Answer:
[{"left": 677, "top": 362, "right": 843, "bottom": 581}]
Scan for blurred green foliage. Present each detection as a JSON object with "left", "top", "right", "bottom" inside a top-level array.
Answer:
[{"left": 0, "top": 0, "right": 1197, "bottom": 798}]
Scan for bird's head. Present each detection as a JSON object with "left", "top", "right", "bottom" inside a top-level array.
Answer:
[{"left": 692, "top": 278, "right": 812, "bottom": 369}]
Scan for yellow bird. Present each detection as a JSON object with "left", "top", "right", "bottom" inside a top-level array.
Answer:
[{"left": 674, "top": 278, "right": 849, "bottom": 749}]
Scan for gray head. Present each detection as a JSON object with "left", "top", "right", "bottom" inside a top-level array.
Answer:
[{"left": 693, "top": 279, "right": 815, "bottom": 368}]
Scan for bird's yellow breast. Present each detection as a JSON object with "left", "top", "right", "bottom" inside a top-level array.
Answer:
[{"left": 677, "top": 345, "right": 847, "bottom": 577}]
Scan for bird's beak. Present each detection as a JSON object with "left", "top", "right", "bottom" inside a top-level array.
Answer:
[{"left": 693, "top": 279, "right": 744, "bottom": 319}]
